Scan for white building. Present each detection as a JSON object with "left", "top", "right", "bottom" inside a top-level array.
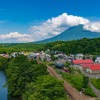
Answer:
[
  {"left": 76, "top": 53, "right": 83, "bottom": 60},
  {"left": 95, "top": 56, "right": 100, "bottom": 63}
]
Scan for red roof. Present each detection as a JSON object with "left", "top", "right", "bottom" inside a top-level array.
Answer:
[
  {"left": 81, "top": 63, "right": 100, "bottom": 70},
  {"left": 81, "top": 64, "right": 94, "bottom": 68},
  {"left": 72, "top": 59, "right": 94, "bottom": 65}
]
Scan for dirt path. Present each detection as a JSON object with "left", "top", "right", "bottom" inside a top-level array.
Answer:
[{"left": 47, "top": 66, "right": 95, "bottom": 100}]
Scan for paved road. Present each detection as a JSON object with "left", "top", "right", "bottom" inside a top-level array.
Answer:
[{"left": 81, "top": 70, "right": 100, "bottom": 78}]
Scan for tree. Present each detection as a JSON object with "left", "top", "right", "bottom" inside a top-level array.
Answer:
[
  {"left": 6, "top": 55, "right": 33, "bottom": 96},
  {"left": 0, "top": 56, "right": 10, "bottom": 70},
  {"left": 64, "top": 62, "right": 71, "bottom": 68},
  {"left": 23, "top": 75, "right": 67, "bottom": 100},
  {"left": 32, "top": 63, "right": 48, "bottom": 81},
  {"left": 6, "top": 55, "right": 48, "bottom": 97},
  {"left": 83, "top": 76, "right": 89, "bottom": 88}
]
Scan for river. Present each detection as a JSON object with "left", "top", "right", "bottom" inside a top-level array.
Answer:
[{"left": 0, "top": 70, "right": 8, "bottom": 100}]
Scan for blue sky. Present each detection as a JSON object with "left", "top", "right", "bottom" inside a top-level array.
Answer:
[{"left": 0, "top": 0, "right": 100, "bottom": 43}]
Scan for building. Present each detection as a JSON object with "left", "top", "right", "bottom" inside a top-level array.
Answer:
[
  {"left": 72, "top": 59, "right": 94, "bottom": 70},
  {"left": 75, "top": 53, "right": 83, "bottom": 60},
  {"left": 72, "top": 59, "right": 94, "bottom": 65},
  {"left": 95, "top": 56, "right": 100, "bottom": 63},
  {"left": 81, "top": 64, "right": 100, "bottom": 74},
  {"left": 0, "top": 54, "right": 11, "bottom": 58},
  {"left": 11, "top": 52, "right": 18, "bottom": 57},
  {"left": 55, "top": 60, "right": 64, "bottom": 69}
]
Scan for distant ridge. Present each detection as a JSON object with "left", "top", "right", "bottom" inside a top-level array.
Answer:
[{"left": 34, "top": 25, "right": 100, "bottom": 43}]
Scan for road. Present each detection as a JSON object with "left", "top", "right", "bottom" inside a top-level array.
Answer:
[{"left": 81, "top": 70, "right": 100, "bottom": 78}]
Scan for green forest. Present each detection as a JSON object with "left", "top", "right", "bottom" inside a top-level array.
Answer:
[
  {"left": 0, "top": 56, "right": 67, "bottom": 100},
  {"left": 0, "top": 38, "right": 100, "bottom": 55}
]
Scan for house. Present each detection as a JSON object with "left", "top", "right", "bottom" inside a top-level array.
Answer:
[
  {"left": 0, "top": 54, "right": 11, "bottom": 58},
  {"left": 11, "top": 52, "right": 18, "bottom": 57},
  {"left": 75, "top": 53, "right": 84, "bottom": 60},
  {"left": 40, "top": 52, "right": 46, "bottom": 60},
  {"left": 72, "top": 59, "right": 94, "bottom": 69},
  {"left": 27, "top": 53, "right": 37, "bottom": 60},
  {"left": 95, "top": 56, "right": 100, "bottom": 63},
  {"left": 45, "top": 54, "right": 51, "bottom": 62},
  {"left": 72, "top": 59, "right": 94, "bottom": 65},
  {"left": 55, "top": 60, "right": 64, "bottom": 69},
  {"left": 81, "top": 64, "right": 100, "bottom": 74}
]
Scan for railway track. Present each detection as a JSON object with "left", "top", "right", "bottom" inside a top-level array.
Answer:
[
  {"left": 37, "top": 60, "right": 95, "bottom": 100},
  {"left": 47, "top": 66, "right": 95, "bottom": 100}
]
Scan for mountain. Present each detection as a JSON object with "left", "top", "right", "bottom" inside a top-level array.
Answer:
[{"left": 35, "top": 25, "right": 100, "bottom": 43}]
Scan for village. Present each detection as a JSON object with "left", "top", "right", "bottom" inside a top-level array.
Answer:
[{"left": 1, "top": 49, "right": 100, "bottom": 75}]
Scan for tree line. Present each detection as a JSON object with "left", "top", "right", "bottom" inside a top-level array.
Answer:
[{"left": 0, "top": 38, "right": 100, "bottom": 55}]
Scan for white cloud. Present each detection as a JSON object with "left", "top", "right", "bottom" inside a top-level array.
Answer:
[
  {"left": 0, "top": 32, "right": 33, "bottom": 43},
  {"left": 1, "top": 13, "right": 100, "bottom": 43},
  {"left": 83, "top": 22, "right": 100, "bottom": 32},
  {"left": 30, "top": 13, "right": 89, "bottom": 41}
]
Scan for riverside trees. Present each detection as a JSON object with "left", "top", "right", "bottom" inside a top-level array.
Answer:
[
  {"left": 6, "top": 55, "right": 48, "bottom": 96},
  {"left": 5, "top": 55, "right": 67, "bottom": 100},
  {"left": 23, "top": 75, "right": 67, "bottom": 100}
]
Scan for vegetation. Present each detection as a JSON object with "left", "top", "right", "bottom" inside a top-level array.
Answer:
[
  {"left": 0, "top": 43, "right": 44, "bottom": 54},
  {"left": 56, "top": 68, "right": 96, "bottom": 97},
  {"left": 0, "top": 55, "right": 67, "bottom": 100},
  {"left": 83, "top": 76, "right": 89, "bottom": 88},
  {"left": 91, "top": 78, "right": 100, "bottom": 90},
  {"left": 23, "top": 75, "right": 67, "bottom": 100},
  {"left": 84, "top": 86, "right": 96, "bottom": 97},
  {"left": 43, "top": 38, "right": 100, "bottom": 55},
  {"left": 64, "top": 62, "right": 71, "bottom": 68},
  {"left": 5, "top": 55, "right": 48, "bottom": 96},
  {"left": 0, "top": 38, "right": 100, "bottom": 55},
  {"left": 61, "top": 72, "right": 84, "bottom": 91},
  {"left": 0, "top": 56, "right": 10, "bottom": 70},
  {"left": 0, "top": 37, "right": 99, "bottom": 99}
]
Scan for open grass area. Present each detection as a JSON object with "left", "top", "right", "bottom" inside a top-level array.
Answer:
[{"left": 91, "top": 78, "right": 100, "bottom": 90}]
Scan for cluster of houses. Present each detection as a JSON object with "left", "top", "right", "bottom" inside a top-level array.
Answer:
[
  {"left": 0, "top": 52, "right": 24, "bottom": 58},
  {"left": 0, "top": 50, "right": 100, "bottom": 74},
  {"left": 0, "top": 54, "right": 11, "bottom": 58}
]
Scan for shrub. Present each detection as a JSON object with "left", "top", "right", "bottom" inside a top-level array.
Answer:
[
  {"left": 91, "top": 78, "right": 100, "bottom": 90},
  {"left": 84, "top": 86, "right": 96, "bottom": 97}
]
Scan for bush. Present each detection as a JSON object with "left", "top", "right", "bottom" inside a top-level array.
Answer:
[
  {"left": 84, "top": 86, "right": 96, "bottom": 97},
  {"left": 62, "top": 73, "right": 83, "bottom": 91},
  {"left": 91, "top": 78, "right": 100, "bottom": 90}
]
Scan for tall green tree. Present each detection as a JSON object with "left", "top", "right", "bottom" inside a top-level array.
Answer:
[
  {"left": 0, "top": 56, "right": 10, "bottom": 70},
  {"left": 83, "top": 76, "right": 89, "bottom": 88},
  {"left": 6, "top": 55, "right": 33, "bottom": 96},
  {"left": 6, "top": 55, "right": 48, "bottom": 97},
  {"left": 23, "top": 75, "right": 67, "bottom": 100}
]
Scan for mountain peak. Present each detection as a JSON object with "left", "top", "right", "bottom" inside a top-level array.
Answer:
[{"left": 35, "top": 25, "right": 100, "bottom": 43}]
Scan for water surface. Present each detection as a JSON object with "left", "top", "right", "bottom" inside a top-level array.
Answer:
[{"left": 0, "top": 70, "right": 8, "bottom": 100}]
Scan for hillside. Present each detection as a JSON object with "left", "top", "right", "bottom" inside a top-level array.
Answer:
[{"left": 36, "top": 25, "right": 100, "bottom": 43}]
